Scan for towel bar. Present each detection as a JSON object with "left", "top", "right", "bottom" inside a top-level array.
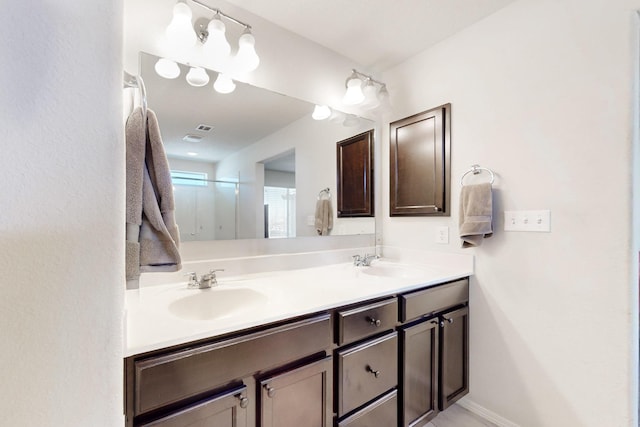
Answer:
[{"left": 460, "top": 164, "right": 494, "bottom": 186}]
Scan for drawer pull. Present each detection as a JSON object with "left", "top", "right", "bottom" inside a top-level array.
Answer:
[
  {"left": 366, "top": 365, "right": 381, "bottom": 378},
  {"left": 264, "top": 385, "right": 276, "bottom": 398},
  {"left": 367, "top": 316, "right": 382, "bottom": 327},
  {"left": 237, "top": 395, "right": 249, "bottom": 408}
]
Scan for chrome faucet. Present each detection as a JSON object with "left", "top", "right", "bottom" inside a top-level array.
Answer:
[
  {"left": 184, "top": 269, "right": 225, "bottom": 289},
  {"left": 361, "top": 254, "right": 380, "bottom": 266}
]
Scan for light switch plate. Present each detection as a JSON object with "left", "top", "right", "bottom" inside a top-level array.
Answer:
[{"left": 504, "top": 210, "right": 551, "bottom": 232}]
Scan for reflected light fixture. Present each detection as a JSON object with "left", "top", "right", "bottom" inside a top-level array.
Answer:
[
  {"left": 312, "top": 105, "right": 331, "bottom": 120},
  {"left": 186, "top": 66, "right": 210, "bottom": 86},
  {"left": 155, "top": 58, "right": 181, "bottom": 79},
  {"left": 342, "top": 69, "right": 389, "bottom": 110},
  {"left": 213, "top": 73, "right": 236, "bottom": 94}
]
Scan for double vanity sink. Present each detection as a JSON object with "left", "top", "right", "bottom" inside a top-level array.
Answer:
[{"left": 125, "top": 260, "right": 469, "bottom": 356}]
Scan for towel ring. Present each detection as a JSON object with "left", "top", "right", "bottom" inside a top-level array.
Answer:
[
  {"left": 317, "top": 187, "right": 331, "bottom": 200},
  {"left": 460, "top": 164, "right": 495, "bottom": 186}
]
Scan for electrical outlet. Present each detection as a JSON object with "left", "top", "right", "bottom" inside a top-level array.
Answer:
[
  {"left": 435, "top": 226, "right": 449, "bottom": 244},
  {"left": 504, "top": 210, "right": 551, "bottom": 232}
]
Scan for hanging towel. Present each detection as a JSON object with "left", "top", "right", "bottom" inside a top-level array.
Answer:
[
  {"left": 314, "top": 198, "right": 333, "bottom": 236},
  {"left": 459, "top": 182, "right": 493, "bottom": 248},
  {"left": 125, "top": 107, "right": 181, "bottom": 283}
]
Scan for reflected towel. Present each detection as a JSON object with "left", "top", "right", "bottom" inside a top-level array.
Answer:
[
  {"left": 315, "top": 198, "right": 333, "bottom": 236},
  {"left": 459, "top": 183, "right": 493, "bottom": 248}
]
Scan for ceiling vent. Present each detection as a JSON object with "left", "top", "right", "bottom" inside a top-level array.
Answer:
[
  {"left": 196, "top": 124, "right": 213, "bottom": 132},
  {"left": 183, "top": 134, "right": 203, "bottom": 143}
]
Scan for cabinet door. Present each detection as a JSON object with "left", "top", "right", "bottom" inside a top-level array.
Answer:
[
  {"left": 336, "top": 130, "right": 374, "bottom": 217},
  {"left": 259, "top": 356, "right": 333, "bottom": 427},
  {"left": 139, "top": 385, "right": 248, "bottom": 427},
  {"left": 400, "top": 318, "right": 439, "bottom": 427},
  {"left": 439, "top": 306, "right": 469, "bottom": 410},
  {"left": 389, "top": 104, "right": 451, "bottom": 216}
]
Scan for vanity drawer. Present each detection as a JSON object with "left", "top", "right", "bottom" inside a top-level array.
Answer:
[
  {"left": 134, "top": 314, "right": 331, "bottom": 416},
  {"left": 337, "top": 390, "right": 397, "bottom": 427},
  {"left": 337, "top": 298, "right": 397, "bottom": 345},
  {"left": 337, "top": 331, "right": 398, "bottom": 416},
  {"left": 400, "top": 278, "right": 469, "bottom": 322}
]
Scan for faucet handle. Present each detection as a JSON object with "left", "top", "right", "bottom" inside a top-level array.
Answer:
[
  {"left": 352, "top": 255, "right": 362, "bottom": 266},
  {"left": 201, "top": 269, "right": 225, "bottom": 287}
]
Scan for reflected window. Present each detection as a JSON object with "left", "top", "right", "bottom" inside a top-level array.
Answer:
[
  {"left": 171, "top": 170, "right": 208, "bottom": 187},
  {"left": 264, "top": 186, "right": 296, "bottom": 238}
]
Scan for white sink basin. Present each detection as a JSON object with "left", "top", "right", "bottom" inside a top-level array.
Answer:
[
  {"left": 361, "top": 263, "right": 433, "bottom": 279},
  {"left": 168, "top": 287, "right": 268, "bottom": 321}
]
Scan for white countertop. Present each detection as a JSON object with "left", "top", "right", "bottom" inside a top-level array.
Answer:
[{"left": 125, "top": 260, "right": 473, "bottom": 357}]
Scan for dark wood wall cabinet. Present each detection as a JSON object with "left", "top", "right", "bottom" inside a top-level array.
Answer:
[
  {"left": 336, "top": 130, "right": 374, "bottom": 217},
  {"left": 389, "top": 104, "right": 451, "bottom": 216},
  {"left": 124, "top": 278, "right": 469, "bottom": 427}
]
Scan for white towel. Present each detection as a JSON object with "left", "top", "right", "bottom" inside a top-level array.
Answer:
[
  {"left": 314, "top": 198, "right": 333, "bottom": 236},
  {"left": 459, "top": 183, "right": 493, "bottom": 247}
]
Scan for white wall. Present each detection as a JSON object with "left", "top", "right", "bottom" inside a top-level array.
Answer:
[
  {"left": 0, "top": 2, "right": 124, "bottom": 426},
  {"left": 381, "top": 0, "right": 639, "bottom": 425}
]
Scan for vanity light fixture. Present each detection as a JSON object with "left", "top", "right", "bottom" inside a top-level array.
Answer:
[
  {"left": 342, "top": 69, "right": 389, "bottom": 110},
  {"left": 190, "top": 0, "right": 260, "bottom": 74},
  {"left": 166, "top": 2, "right": 198, "bottom": 48}
]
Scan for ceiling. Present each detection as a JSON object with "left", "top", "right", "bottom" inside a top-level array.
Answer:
[{"left": 223, "top": 0, "right": 517, "bottom": 71}]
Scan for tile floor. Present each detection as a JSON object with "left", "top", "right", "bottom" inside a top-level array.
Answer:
[{"left": 426, "top": 404, "right": 499, "bottom": 427}]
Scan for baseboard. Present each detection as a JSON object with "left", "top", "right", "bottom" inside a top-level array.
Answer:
[{"left": 457, "top": 397, "right": 521, "bottom": 427}]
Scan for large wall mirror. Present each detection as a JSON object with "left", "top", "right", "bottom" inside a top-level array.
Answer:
[{"left": 138, "top": 52, "right": 377, "bottom": 248}]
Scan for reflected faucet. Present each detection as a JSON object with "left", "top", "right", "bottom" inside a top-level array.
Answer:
[
  {"left": 352, "top": 254, "right": 379, "bottom": 267},
  {"left": 184, "top": 269, "right": 225, "bottom": 289}
]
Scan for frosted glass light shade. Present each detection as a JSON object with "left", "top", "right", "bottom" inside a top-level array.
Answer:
[
  {"left": 204, "top": 16, "right": 231, "bottom": 59},
  {"left": 343, "top": 78, "right": 364, "bottom": 105},
  {"left": 377, "top": 85, "right": 391, "bottom": 111},
  {"left": 312, "top": 105, "right": 331, "bottom": 120},
  {"left": 361, "top": 81, "right": 380, "bottom": 110},
  {"left": 166, "top": 2, "right": 197, "bottom": 47},
  {"left": 155, "top": 58, "right": 181, "bottom": 79},
  {"left": 234, "top": 30, "right": 260, "bottom": 73},
  {"left": 186, "top": 67, "right": 209, "bottom": 87},
  {"left": 213, "top": 73, "right": 236, "bottom": 94}
]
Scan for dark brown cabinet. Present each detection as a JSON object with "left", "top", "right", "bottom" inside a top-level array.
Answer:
[
  {"left": 439, "top": 306, "right": 469, "bottom": 411},
  {"left": 259, "top": 357, "right": 333, "bottom": 427},
  {"left": 399, "top": 319, "right": 439, "bottom": 427},
  {"left": 398, "top": 279, "right": 469, "bottom": 426},
  {"left": 389, "top": 104, "right": 451, "bottom": 216},
  {"left": 336, "top": 130, "right": 374, "bottom": 217}
]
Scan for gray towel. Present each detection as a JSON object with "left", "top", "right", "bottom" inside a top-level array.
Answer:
[
  {"left": 314, "top": 198, "right": 333, "bottom": 236},
  {"left": 459, "top": 183, "right": 493, "bottom": 248},
  {"left": 125, "top": 107, "right": 181, "bottom": 280}
]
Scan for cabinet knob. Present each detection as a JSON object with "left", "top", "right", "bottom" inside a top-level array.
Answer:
[
  {"left": 367, "top": 316, "right": 382, "bottom": 327},
  {"left": 237, "top": 395, "right": 249, "bottom": 408},
  {"left": 445, "top": 317, "right": 454, "bottom": 324},
  {"left": 264, "top": 385, "right": 276, "bottom": 398},
  {"left": 366, "top": 365, "right": 380, "bottom": 378}
]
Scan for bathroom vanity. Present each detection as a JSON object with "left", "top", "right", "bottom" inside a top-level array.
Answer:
[{"left": 124, "top": 262, "right": 470, "bottom": 427}]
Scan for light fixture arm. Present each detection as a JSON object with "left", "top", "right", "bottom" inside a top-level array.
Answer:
[
  {"left": 191, "top": 0, "right": 252, "bottom": 30},
  {"left": 346, "top": 69, "right": 385, "bottom": 88}
]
